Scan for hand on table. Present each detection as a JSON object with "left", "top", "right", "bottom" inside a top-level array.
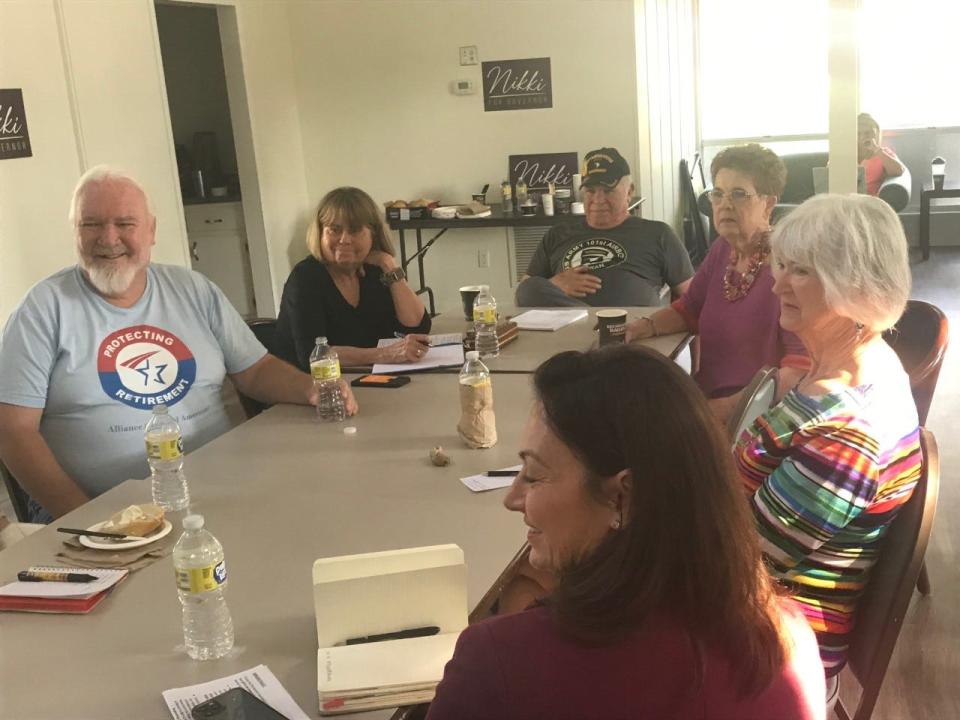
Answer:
[
  {"left": 307, "top": 379, "right": 359, "bottom": 416},
  {"left": 550, "top": 266, "right": 602, "bottom": 298},
  {"left": 381, "top": 333, "right": 430, "bottom": 363},
  {"left": 625, "top": 318, "right": 653, "bottom": 343}
]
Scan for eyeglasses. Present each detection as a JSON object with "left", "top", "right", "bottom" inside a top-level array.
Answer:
[{"left": 707, "top": 189, "right": 759, "bottom": 206}]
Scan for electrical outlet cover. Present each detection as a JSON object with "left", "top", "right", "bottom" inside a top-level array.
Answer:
[{"left": 459, "top": 45, "right": 478, "bottom": 66}]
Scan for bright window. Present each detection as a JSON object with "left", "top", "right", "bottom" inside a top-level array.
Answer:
[{"left": 698, "top": 0, "right": 829, "bottom": 141}]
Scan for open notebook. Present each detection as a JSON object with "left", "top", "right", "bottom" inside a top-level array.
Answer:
[
  {"left": 313, "top": 545, "right": 467, "bottom": 715},
  {"left": 371, "top": 334, "right": 464, "bottom": 374}
]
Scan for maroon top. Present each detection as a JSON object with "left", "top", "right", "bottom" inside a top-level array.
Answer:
[
  {"left": 673, "top": 238, "right": 809, "bottom": 399},
  {"left": 427, "top": 603, "right": 826, "bottom": 720}
]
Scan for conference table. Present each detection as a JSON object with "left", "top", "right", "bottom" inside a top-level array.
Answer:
[{"left": 0, "top": 316, "right": 689, "bottom": 720}]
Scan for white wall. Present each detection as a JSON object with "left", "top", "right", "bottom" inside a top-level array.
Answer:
[{"left": 285, "top": 0, "right": 641, "bottom": 312}]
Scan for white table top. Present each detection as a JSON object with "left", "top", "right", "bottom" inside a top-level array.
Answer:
[{"left": 0, "top": 374, "right": 538, "bottom": 720}]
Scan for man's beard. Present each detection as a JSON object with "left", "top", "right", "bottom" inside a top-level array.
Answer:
[{"left": 80, "top": 258, "right": 139, "bottom": 298}]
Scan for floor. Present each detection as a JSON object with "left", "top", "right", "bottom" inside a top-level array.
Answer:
[{"left": 1, "top": 248, "right": 958, "bottom": 716}]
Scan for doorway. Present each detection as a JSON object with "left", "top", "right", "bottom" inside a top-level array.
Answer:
[{"left": 154, "top": 1, "right": 272, "bottom": 318}]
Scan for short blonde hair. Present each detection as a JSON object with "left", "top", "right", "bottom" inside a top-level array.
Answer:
[
  {"left": 306, "top": 187, "right": 394, "bottom": 261},
  {"left": 771, "top": 193, "right": 910, "bottom": 332}
]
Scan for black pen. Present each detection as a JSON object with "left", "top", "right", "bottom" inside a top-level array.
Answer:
[
  {"left": 345, "top": 625, "right": 440, "bottom": 645},
  {"left": 18, "top": 570, "right": 98, "bottom": 583},
  {"left": 428, "top": 342, "right": 462, "bottom": 348},
  {"left": 485, "top": 469, "right": 520, "bottom": 477}
]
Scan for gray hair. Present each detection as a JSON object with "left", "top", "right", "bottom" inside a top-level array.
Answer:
[
  {"left": 69, "top": 165, "right": 154, "bottom": 225},
  {"left": 771, "top": 193, "right": 910, "bottom": 332}
]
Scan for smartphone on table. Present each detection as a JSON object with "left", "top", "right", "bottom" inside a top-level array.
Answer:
[{"left": 190, "top": 688, "right": 290, "bottom": 720}]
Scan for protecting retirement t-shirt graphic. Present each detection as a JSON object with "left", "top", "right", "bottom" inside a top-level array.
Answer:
[
  {"left": 561, "top": 237, "right": 628, "bottom": 271},
  {"left": 97, "top": 325, "right": 196, "bottom": 409}
]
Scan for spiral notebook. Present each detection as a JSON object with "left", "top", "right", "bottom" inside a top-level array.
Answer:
[{"left": 0, "top": 566, "right": 128, "bottom": 613}]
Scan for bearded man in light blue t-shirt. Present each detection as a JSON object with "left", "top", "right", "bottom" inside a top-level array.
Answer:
[{"left": 0, "top": 166, "right": 358, "bottom": 522}]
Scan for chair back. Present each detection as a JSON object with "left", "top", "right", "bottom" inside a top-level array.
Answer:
[
  {"left": 837, "top": 428, "right": 940, "bottom": 720},
  {"left": 247, "top": 317, "right": 278, "bottom": 355},
  {"left": 0, "top": 460, "right": 31, "bottom": 523},
  {"left": 726, "top": 366, "right": 778, "bottom": 445},
  {"left": 237, "top": 318, "right": 278, "bottom": 419},
  {"left": 882, "top": 300, "right": 949, "bottom": 424},
  {"left": 679, "top": 156, "right": 710, "bottom": 266}
]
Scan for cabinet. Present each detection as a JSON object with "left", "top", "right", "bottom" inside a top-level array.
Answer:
[{"left": 184, "top": 201, "right": 256, "bottom": 316}]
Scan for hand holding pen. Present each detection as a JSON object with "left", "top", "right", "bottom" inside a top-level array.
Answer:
[{"left": 381, "top": 333, "right": 431, "bottom": 363}]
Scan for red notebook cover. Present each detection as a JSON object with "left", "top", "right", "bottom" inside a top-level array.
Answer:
[{"left": 0, "top": 586, "right": 116, "bottom": 614}]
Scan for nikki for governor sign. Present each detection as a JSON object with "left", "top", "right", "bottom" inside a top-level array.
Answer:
[
  {"left": 0, "top": 89, "right": 32, "bottom": 160},
  {"left": 481, "top": 57, "right": 552, "bottom": 112}
]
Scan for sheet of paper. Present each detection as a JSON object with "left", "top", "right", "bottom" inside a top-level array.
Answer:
[
  {"left": 460, "top": 464, "right": 522, "bottom": 492},
  {"left": 373, "top": 337, "right": 464, "bottom": 374},
  {"left": 0, "top": 566, "right": 127, "bottom": 599},
  {"left": 162, "top": 664, "right": 309, "bottom": 720},
  {"left": 429, "top": 332, "right": 464, "bottom": 345},
  {"left": 512, "top": 309, "right": 588, "bottom": 331}
]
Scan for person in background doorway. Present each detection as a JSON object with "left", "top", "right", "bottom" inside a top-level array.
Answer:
[
  {"left": 858, "top": 112, "right": 906, "bottom": 196},
  {"left": 274, "top": 187, "right": 431, "bottom": 370}
]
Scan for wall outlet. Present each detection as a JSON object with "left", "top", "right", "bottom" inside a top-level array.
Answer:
[
  {"left": 478, "top": 249, "right": 490, "bottom": 268},
  {"left": 459, "top": 45, "right": 478, "bottom": 66}
]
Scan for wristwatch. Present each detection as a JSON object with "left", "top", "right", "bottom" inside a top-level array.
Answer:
[{"left": 380, "top": 267, "right": 407, "bottom": 286}]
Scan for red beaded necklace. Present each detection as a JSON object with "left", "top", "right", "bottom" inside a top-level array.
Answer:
[{"left": 722, "top": 239, "right": 770, "bottom": 302}]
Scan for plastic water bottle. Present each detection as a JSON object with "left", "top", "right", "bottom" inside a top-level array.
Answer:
[
  {"left": 500, "top": 180, "right": 513, "bottom": 213},
  {"left": 145, "top": 404, "right": 190, "bottom": 511},
  {"left": 457, "top": 351, "right": 497, "bottom": 448},
  {"left": 173, "top": 514, "right": 234, "bottom": 660},
  {"left": 473, "top": 285, "right": 499, "bottom": 358},
  {"left": 310, "top": 336, "right": 345, "bottom": 422}
]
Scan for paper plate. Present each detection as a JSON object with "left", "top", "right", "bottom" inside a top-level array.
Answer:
[{"left": 78, "top": 519, "right": 173, "bottom": 550}]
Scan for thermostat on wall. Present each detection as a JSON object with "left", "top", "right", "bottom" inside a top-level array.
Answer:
[{"left": 451, "top": 79, "right": 476, "bottom": 95}]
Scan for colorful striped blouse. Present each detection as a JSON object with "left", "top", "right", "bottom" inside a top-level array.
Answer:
[{"left": 735, "top": 382, "right": 921, "bottom": 678}]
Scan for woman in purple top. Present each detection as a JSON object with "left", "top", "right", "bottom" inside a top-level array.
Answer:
[{"left": 626, "top": 144, "right": 808, "bottom": 421}]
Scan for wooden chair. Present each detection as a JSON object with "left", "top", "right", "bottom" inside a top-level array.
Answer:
[
  {"left": 236, "top": 318, "right": 278, "bottom": 419},
  {"left": 725, "top": 366, "right": 778, "bottom": 446},
  {"left": 882, "top": 300, "right": 948, "bottom": 595},
  {"left": 0, "top": 460, "right": 31, "bottom": 523},
  {"left": 835, "top": 428, "right": 940, "bottom": 720}
]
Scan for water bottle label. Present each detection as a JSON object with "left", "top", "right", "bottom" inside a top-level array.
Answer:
[
  {"left": 311, "top": 358, "right": 341, "bottom": 381},
  {"left": 146, "top": 436, "right": 183, "bottom": 461},
  {"left": 473, "top": 305, "right": 496, "bottom": 324},
  {"left": 175, "top": 560, "right": 227, "bottom": 592}
]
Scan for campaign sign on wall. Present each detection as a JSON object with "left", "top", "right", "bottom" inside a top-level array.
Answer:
[
  {"left": 0, "top": 89, "right": 32, "bottom": 160},
  {"left": 482, "top": 57, "right": 552, "bottom": 112},
  {"left": 509, "top": 152, "right": 578, "bottom": 192}
]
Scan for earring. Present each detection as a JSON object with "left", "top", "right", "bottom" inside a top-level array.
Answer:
[
  {"left": 611, "top": 509, "right": 623, "bottom": 530},
  {"left": 855, "top": 321, "right": 865, "bottom": 341}
]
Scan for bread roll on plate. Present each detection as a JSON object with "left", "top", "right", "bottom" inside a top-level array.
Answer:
[{"left": 101, "top": 503, "right": 166, "bottom": 537}]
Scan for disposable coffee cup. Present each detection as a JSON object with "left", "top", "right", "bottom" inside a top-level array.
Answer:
[
  {"left": 460, "top": 286, "right": 483, "bottom": 320},
  {"left": 596, "top": 309, "right": 628, "bottom": 346},
  {"left": 571, "top": 201, "right": 585, "bottom": 215},
  {"left": 541, "top": 193, "right": 555, "bottom": 217}
]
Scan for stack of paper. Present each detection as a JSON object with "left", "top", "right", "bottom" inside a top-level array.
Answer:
[
  {"left": 512, "top": 308, "right": 588, "bottom": 331},
  {"left": 313, "top": 545, "right": 467, "bottom": 715},
  {"left": 0, "top": 566, "right": 128, "bottom": 613},
  {"left": 162, "top": 665, "right": 309, "bottom": 720},
  {"left": 372, "top": 335, "right": 464, "bottom": 374}
]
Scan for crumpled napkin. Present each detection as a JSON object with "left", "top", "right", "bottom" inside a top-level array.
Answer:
[{"left": 56, "top": 531, "right": 175, "bottom": 571}]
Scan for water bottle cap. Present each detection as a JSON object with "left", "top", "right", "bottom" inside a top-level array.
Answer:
[
  {"left": 153, "top": 404, "right": 168, "bottom": 414},
  {"left": 465, "top": 351, "right": 480, "bottom": 361},
  {"left": 315, "top": 336, "right": 327, "bottom": 345},
  {"left": 182, "top": 514, "right": 204, "bottom": 530}
]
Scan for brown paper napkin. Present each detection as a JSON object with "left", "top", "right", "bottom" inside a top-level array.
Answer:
[{"left": 56, "top": 531, "right": 175, "bottom": 571}]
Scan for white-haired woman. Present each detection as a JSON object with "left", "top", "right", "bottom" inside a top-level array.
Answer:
[{"left": 734, "top": 194, "right": 922, "bottom": 703}]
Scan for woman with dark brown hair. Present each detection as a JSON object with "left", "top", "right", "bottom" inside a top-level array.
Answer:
[
  {"left": 427, "top": 345, "right": 825, "bottom": 720},
  {"left": 626, "top": 143, "right": 808, "bottom": 422},
  {"left": 274, "top": 186, "right": 431, "bottom": 370}
]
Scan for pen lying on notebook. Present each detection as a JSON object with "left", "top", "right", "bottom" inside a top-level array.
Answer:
[
  {"left": 18, "top": 570, "right": 98, "bottom": 583},
  {"left": 485, "top": 469, "right": 520, "bottom": 477},
  {"left": 393, "top": 332, "right": 461, "bottom": 348},
  {"left": 345, "top": 625, "right": 440, "bottom": 645},
  {"left": 56, "top": 527, "right": 129, "bottom": 539}
]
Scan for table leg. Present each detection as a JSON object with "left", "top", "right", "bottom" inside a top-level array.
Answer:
[
  {"left": 920, "top": 193, "right": 930, "bottom": 261},
  {"left": 414, "top": 229, "right": 436, "bottom": 316},
  {"left": 399, "top": 229, "right": 407, "bottom": 268}
]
